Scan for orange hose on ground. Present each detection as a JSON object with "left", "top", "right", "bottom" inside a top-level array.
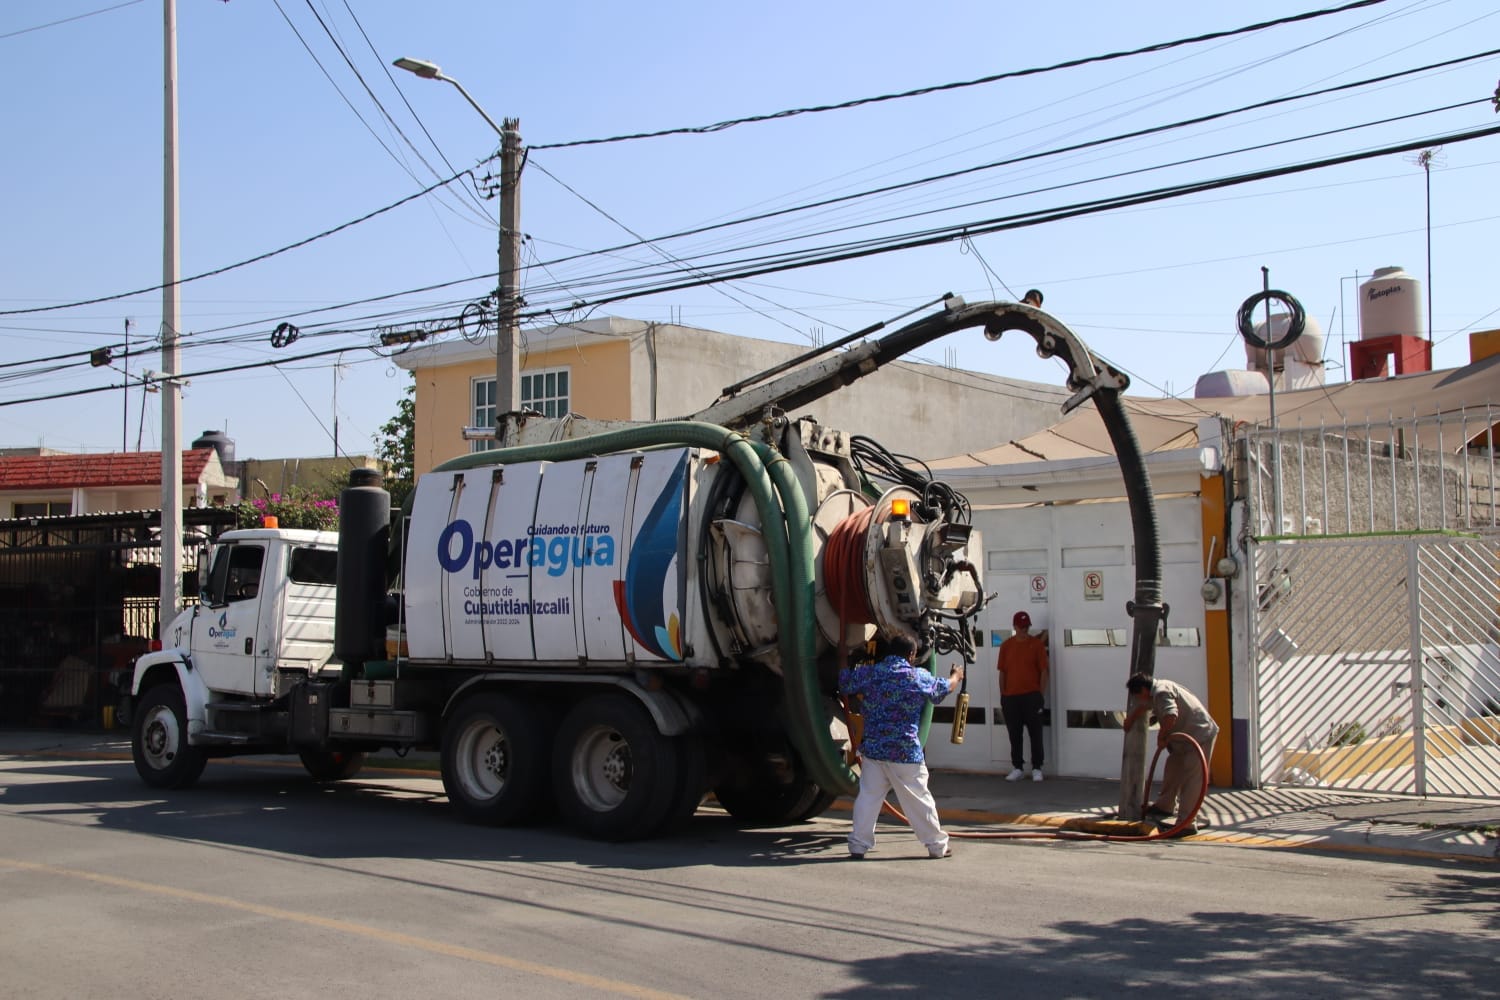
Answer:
[{"left": 874, "top": 732, "right": 1210, "bottom": 842}]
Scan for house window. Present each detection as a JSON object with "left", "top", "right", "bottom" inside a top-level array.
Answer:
[
  {"left": 14, "top": 501, "right": 71, "bottom": 518},
  {"left": 522, "top": 368, "right": 570, "bottom": 418},
  {"left": 471, "top": 368, "right": 572, "bottom": 452},
  {"left": 471, "top": 376, "right": 497, "bottom": 453}
]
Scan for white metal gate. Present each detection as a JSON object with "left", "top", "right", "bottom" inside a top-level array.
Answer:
[{"left": 1250, "top": 533, "right": 1500, "bottom": 797}]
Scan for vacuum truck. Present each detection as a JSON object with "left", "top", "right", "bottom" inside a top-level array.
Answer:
[{"left": 123, "top": 295, "right": 1166, "bottom": 840}]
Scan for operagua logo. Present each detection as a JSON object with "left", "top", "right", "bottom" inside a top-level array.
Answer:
[
  {"left": 208, "top": 612, "right": 238, "bottom": 639},
  {"left": 437, "top": 520, "right": 616, "bottom": 579}
]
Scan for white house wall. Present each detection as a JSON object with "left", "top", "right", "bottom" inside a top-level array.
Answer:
[{"left": 925, "top": 495, "right": 1209, "bottom": 779}]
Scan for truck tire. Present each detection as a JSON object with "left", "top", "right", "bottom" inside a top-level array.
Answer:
[
  {"left": 553, "top": 693, "right": 679, "bottom": 841},
  {"left": 713, "top": 773, "right": 834, "bottom": 825},
  {"left": 659, "top": 734, "right": 709, "bottom": 835},
  {"left": 298, "top": 750, "right": 367, "bottom": 782},
  {"left": 442, "top": 692, "right": 552, "bottom": 826},
  {"left": 132, "top": 684, "right": 207, "bottom": 789}
]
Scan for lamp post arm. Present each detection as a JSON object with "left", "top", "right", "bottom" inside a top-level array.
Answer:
[{"left": 438, "top": 74, "right": 505, "bottom": 139}]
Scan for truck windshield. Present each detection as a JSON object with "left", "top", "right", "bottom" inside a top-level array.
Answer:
[{"left": 205, "top": 543, "right": 265, "bottom": 605}]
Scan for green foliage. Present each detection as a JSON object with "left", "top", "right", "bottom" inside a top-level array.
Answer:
[
  {"left": 1329, "top": 720, "right": 1367, "bottom": 747},
  {"left": 232, "top": 486, "right": 339, "bottom": 531},
  {"left": 376, "top": 373, "right": 416, "bottom": 508}
]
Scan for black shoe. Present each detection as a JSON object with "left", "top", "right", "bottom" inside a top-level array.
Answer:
[
  {"left": 848, "top": 852, "right": 866, "bottom": 860},
  {"left": 1162, "top": 824, "right": 1199, "bottom": 839},
  {"left": 1144, "top": 806, "right": 1173, "bottom": 821}
]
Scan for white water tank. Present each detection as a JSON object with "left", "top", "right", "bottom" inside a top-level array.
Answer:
[
  {"left": 1359, "top": 266, "right": 1424, "bottom": 339},
  {"left": 1244, "top": 313, "right": 1326, "bottom": 372},
  {"left": 1194, "top": 369, "right": 1268, "bottom": 398}
]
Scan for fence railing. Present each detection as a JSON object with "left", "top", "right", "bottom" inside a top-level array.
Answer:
[{"left": 1239, "top": 404, "right": 1497, "bottom": 537}]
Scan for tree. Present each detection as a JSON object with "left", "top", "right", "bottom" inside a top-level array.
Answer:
[{"left": 376, "top": 372, "right": 416, "bottom": 508}]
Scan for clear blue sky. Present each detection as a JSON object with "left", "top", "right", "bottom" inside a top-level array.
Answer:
[{"left": 3, "top": 0, "right": 1497, "bottom": 460}]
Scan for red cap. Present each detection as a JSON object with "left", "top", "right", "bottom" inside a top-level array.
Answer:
[{"left": 1013, "top": 611, "right": 1031, "bottom": 630}]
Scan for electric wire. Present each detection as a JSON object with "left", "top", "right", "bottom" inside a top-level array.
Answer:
[
  {"left": 528, "top": 0, "right": 1394, "bottom": 151},
  {"left": 0, "top": 0, "right": 144, "bottom": 40},
  {"left": 0, "top": 165, "right": 487, "bottom": 317}
]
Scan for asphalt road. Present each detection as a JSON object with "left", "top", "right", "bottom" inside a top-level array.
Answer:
[{"left": 1, "top": 755, "right": 1496, "bottom": 999}]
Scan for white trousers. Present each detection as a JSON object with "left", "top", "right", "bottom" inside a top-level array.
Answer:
[{"left": 849, "top": 758, "right": 949, "bottom": 856}]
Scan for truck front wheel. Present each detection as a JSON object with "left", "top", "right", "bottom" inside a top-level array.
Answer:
[
  {"left": 131, "top": 684, "right": 207, "bottom": 789},
  {"left": 441, "top": 692, "right": 552, "bottom": 826},
  {"left": 553, "top": 693, "right": 680, "bottom": 841}
]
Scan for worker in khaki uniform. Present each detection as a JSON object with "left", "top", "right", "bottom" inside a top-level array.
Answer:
[
  {"left": 1124, "top": 672, "right": 1220, "bottom": 837},
  {"left": 996, "top": 610, "right": 1049, "bottom": 782}
]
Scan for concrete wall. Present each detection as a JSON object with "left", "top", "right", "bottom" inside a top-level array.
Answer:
[
  {"left": 238, "top": 455, "right": 385, "bottom": 499},
  {"left": 404, "top": 316, "right": 1074, "bottom": 471},
  {"left": 1241, "top": 431, "right": 1498, "bottom": 535},
  {"left": 644, "top": 323, "right": 1071, "bottom": 459}
]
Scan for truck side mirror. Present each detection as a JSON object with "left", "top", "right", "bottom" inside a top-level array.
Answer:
[{"left": 197, "top": 549, "right": 211, "bottom": 593}]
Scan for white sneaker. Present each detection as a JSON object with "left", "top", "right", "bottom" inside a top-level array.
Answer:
[
  {"left": 1032, "top": 769, "right": 1044, "bottom": 782},
  {"left": 1005, "top": 768, "right": 1025, "bottom": 782}
]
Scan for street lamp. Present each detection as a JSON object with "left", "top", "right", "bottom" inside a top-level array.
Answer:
[{"left": 394, "top": 56, "right": 522, "bottom": 429}]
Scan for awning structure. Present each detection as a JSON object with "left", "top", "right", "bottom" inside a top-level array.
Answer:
[
  {"left": 928, "top": 355, "right": 1500, "bottom": 506},
  {"left": 930, "top": 355, "right": 1494, "bottom": 473}
]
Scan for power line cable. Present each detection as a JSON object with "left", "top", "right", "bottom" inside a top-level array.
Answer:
[
  {"left": 522, "top": 122, "right": 1500, "bottom": 316},
  {"left": 529, "top": 0, "right": 1394, "bottom": 151},
  {"left": 0, "top": 166, "right": 484, "bottom": 317},
  {"left": 524, "top": 47, "right": 1500, "bottom": 283},
  {"left": 0, "top": 0, "right": 143, "bottom": 40}
]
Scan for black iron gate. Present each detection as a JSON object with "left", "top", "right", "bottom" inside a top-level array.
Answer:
[{"left": 0, "top": 508, "right": 235, "bottom": 730}]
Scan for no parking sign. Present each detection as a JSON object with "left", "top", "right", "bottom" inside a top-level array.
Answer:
[
  {"left": 1084, "top": 570, "right": 1104, "bottom": 601},
  {"left": 1029, "top": 573, "right": 1048, "bottom": 603}
]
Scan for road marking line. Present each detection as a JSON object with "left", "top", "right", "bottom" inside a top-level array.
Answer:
[{"left": 0, "top": 858, "right": 691, "bottom": 1000}]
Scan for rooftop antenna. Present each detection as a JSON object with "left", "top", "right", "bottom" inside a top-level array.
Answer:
[{"left": 1407, "top": 147, "right": 1444, "bottom": 341}]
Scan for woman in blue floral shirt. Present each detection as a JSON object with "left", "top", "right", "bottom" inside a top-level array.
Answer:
[{"left": 838, "top": 633, "right": 964, "bottom": 859}]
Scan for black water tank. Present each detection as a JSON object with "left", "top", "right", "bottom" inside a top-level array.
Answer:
[
  {"left": 334, "top": 468, "right": 391, "bottom": 671},
  {"left": 191, "top": 429, "right": 235, "bottom": 466}
]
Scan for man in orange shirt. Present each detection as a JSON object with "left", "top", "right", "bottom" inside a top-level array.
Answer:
[{"left": 997, "top": 610, "right": 1049, "bottom": 782}]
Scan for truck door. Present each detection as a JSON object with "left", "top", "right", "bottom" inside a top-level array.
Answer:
[{"left": 191, "top": 541, "right": 266, "bottom": 697}]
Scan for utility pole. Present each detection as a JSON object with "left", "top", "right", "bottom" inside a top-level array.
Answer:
[
  {"left": 123, "top": 318, "right": 132, "bottom": 452},
  {"left": 160, "top": 0, "right": 184, "bottom": 631},
  {"left": 496, "top": 118, "right": 523, "bottom": 422}
]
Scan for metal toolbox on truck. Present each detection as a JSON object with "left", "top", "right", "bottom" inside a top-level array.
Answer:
[
  {"left": 349, "top": 679, "right": 397, "bottom": 708},
  {"left": 328, "top": 708, "right": 427, "bottom": 740}
]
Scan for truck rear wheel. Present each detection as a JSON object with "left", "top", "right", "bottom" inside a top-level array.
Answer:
[
  {"left": 553, "top": 693, "right": 679, "bottom": 841},
  {"left": 298, "top": 750, "right": 367, "bottom": 782},
  {"left": 442, "top": 692, "right": 552, "bottom": 826},
  {"left": 132, "top": 684, "right": 207, "bottom": 789}
]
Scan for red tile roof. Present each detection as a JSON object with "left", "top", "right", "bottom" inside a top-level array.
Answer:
[{"left": 0, "top": 449, "right": 218, "bottom": 490}]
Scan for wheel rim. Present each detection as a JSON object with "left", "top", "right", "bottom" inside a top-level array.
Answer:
[
  {"left": 141, "top": 704, "right": 182, "bottom": 771},
  {"left": 454, "top": 717, "right": 509, "bottom": 802},
  {"left": 570, "top": 724, "right": 631, "bottom": 811}
]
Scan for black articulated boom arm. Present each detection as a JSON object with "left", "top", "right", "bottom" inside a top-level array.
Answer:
[
  {"left": 688, "top": 293, "right": 1129, "bottom": 427},
  {"left": 689, "top": 293, "right": 1166, "bottom": 818}
]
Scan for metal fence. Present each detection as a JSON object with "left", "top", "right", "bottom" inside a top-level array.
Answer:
[
  {"left": 1248, "top": 534, "right": 1500, "bottom": 799},
  {"left": 1238, "top": 404, "right": 1497, "bottom": 536},
  {"left": 0, "top": 509, "right": 234, "bottom": 731}
]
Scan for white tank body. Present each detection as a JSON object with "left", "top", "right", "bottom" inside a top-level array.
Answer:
[{"left": 403, "top": 447, "right": 705, "bottom": 667}]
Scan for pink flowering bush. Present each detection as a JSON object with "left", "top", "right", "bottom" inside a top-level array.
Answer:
[{"left": 233, "top": 487, "right": 340, "bottom": 531}]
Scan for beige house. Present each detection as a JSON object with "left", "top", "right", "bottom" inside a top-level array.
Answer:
[{"left": 392, "top": 316, "right": 1074, "bottom": 472}]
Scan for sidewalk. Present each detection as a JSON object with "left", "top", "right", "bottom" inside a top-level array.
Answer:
[{"left": 4, "top": 730, "right": 1495, "bottom": 862}]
